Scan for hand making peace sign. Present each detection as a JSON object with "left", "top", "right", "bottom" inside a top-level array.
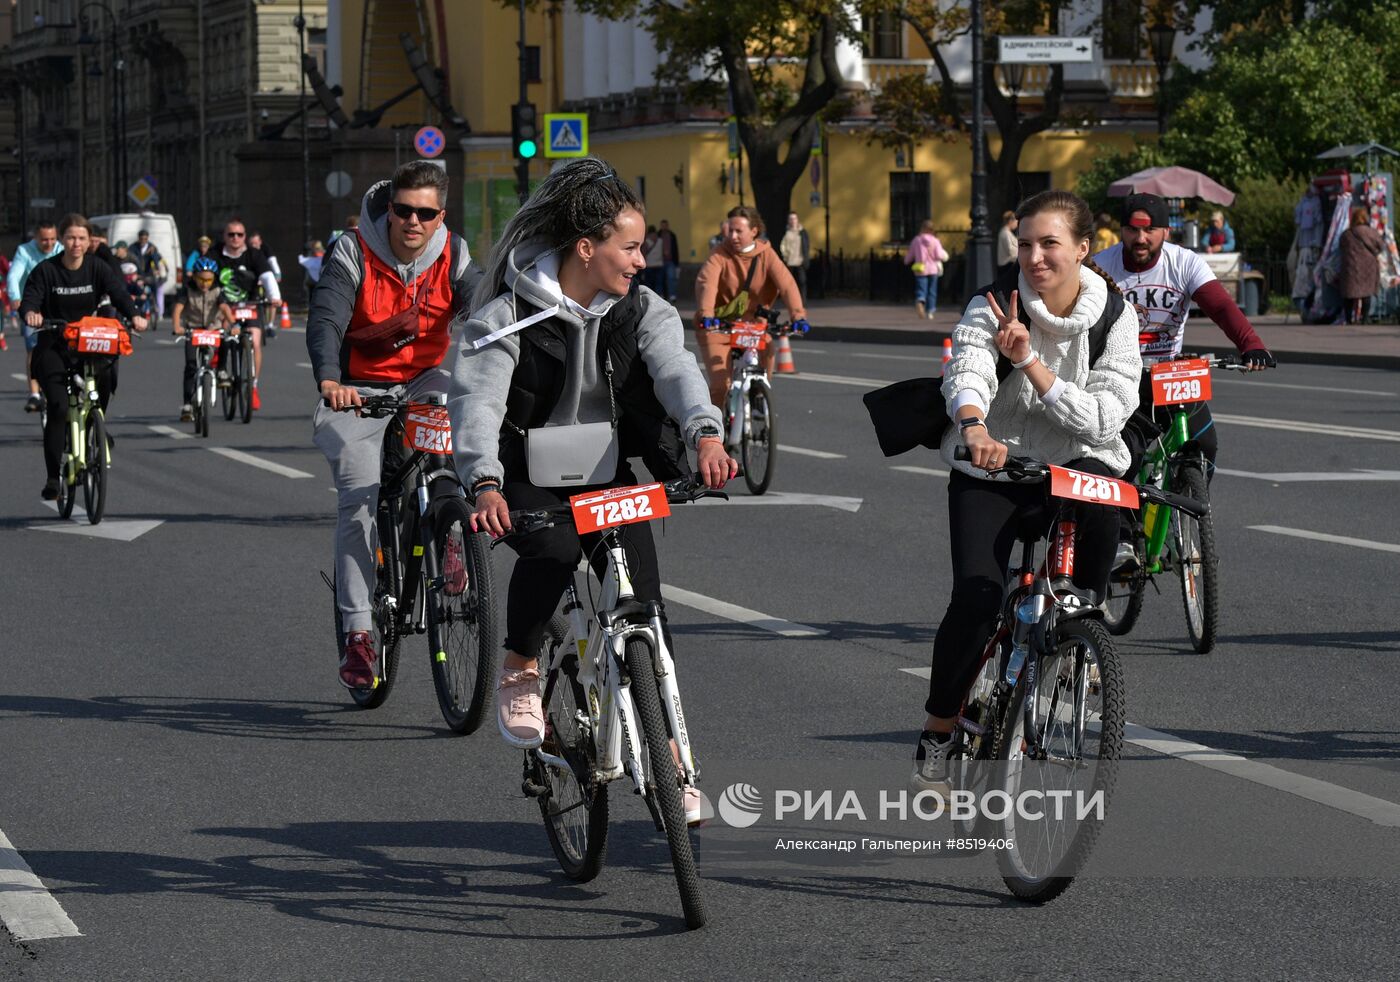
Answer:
[{"left": 984, "top": 289, "right": 1033, "bottom": 366}]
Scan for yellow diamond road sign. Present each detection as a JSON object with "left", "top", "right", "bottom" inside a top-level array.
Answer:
[{"left": 128, "top": 177, "right": 157, "bottom": 208}]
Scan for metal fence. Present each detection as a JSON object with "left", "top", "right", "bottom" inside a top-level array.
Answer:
[{"left": 809, "top": 248, "right": 968, "bottom": 306}]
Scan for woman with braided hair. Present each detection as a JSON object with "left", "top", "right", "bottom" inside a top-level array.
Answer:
[
  {"left": 448, "top": 159, "right": 733, "bottom": 816},
  {"left": 911, "top": 189, "right": 1142, "bottom": 791}
]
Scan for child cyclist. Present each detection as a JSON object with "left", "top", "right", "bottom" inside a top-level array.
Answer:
[{"left": 172, "top": 256, "right": 235, "bottom": 421}]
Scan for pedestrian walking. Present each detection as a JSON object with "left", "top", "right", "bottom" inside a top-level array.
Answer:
[
  {"left": 1339, "top": 206, "right": 1384, "bottom": 324},
  {"left": 904, "top": 220, "right": 948, "bottom": 319},
  {"left": 996, "top": 211, "right": 1018, "bottom": 269},
  {"left": 658, "top": 219, "right": 680, "bottom": 300},
  {"left": 642, "top": 224, "right": 665, "bottom": 293},
  {"left": 779, "top": 212, "right": 810, "bottom": 297}
]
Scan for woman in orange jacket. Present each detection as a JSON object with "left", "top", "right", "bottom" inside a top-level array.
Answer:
[{"left": 694, "top": 206, "right": 809, "bottom": 408}]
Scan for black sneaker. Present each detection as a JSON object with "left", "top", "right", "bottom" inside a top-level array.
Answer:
[
  {"left": 24, "top": 393, "right": 44, "bottom": 413},
  {"left": 1112, "top": 541, "right": 1140, "bottom": 578},
  {"left": 911, "top": 730, "right": 954, "bottom": 793},
  {"left": 41, "top": 478, "right": 59, "bottom": 501}
]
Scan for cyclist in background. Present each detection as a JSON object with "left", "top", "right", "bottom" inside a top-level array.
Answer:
[
  {"left": 172, "top": 256, "right": 234, "bottom": 421},
  {"left": 693, "top": 205, "right": 809, "bottom": 412},
  {"left": 121, "top": 262, "right": 153, "bottom": 317},
  {"left": 184, "top": 234, "right": 214, "bottom": 278},
  {"left": 308, "top": 161, "right": 481, "bottom": 691},
  {"left": 210, "top": 218, "right": 280, "bottom": 410},
  {"left": 21, "top": 213, "right": 147, "bottom": 500},
  {"left": 9, "top": 220, "right": 63, "bottom": 413}
]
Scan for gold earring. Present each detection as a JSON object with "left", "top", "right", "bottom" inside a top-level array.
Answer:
[{"left": 584, "top": 258, "right": 591, "bottom": 271}]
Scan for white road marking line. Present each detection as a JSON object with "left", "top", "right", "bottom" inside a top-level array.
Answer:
[
  {"left": 1248, "top": 525, "right": 1400, "bottom": 555},
  {"left": 155, "top": 338, "right": 179, "bottom": 346},
  {"left": 690, "top": 490, "right": 862, "bottom": 512},
  {"left": 1219, "top": 469, "right": 1400, "bottom": 483},
  {"left": 296, "top": 361, "right": 313, "bottom": 369},
  {"left": 896, "top": 667, "right": 1400, "bottom": 826},
  {"left": 10, "top": 372, "right": 27, "bottom": 382},
  {"left": 1122, "top": 721, "right": 1400, "bottom": 828},
  {"left": 661, "top": 584, "right": 827, "bottom": 637},
  {"left": 148, "top": 424, "right": 192, "bottom": 440},
  {"left": 850, "top": 351, "right": 945, "bottom": 363},
  {"left": 778, "top": 444, "right": 846, "bottom": 459},
  {"left": 207, "top": 447, "right": 314, "bottom": 479},
  {"left": 1212, "top": 377, "right": 1394, "bottom": 397},
  {"left": 891, "top": 465, "right": 950, "bottom": 477},
  {"left": 33, "top": 501, "right": 163, "bottom": 541},
  {"left": 774, "top": 371, "right": 886, "bottom": 388},
  {"left": 0, "top": 827, "right": 82, "bottom": 940},
  {"left": 1213, "top": 413, "right": 1400, "bottom": 443}
]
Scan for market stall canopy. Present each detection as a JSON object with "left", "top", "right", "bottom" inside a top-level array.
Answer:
[
  {"left": 1106, "top": 166, "right": 1237, "bottom": 205},
  {"left": 1316, "top": 142, "right": 1400, "bottom": 161}
]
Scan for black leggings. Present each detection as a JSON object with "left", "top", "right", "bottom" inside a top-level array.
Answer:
[
  {"left": 31, "top": 332, "right": 117, "bottom": 481},
  {"left": 925, "top": 459, "right": 1118, "bottom": 718},
  {"left": 501, "top": 466, "right": 663, "bottom": 657}
]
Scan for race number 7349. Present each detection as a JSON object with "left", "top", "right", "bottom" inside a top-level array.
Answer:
[{"left": 569, "top": 483, "right": 672, "bottom": 533}]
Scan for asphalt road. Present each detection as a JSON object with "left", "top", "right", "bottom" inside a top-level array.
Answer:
[{"left": 1, "top": 325, "right": 1398, "bottom": 980}]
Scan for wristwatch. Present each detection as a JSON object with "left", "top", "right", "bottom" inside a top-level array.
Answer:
[{"left": 958, "top": 416, "right": 986, "bottom": 432}]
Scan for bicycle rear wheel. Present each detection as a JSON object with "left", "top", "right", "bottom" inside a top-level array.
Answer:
[
  {"left": 82, "top": 409, "right": 107, "bottom": 525},
  {"left": 741, "top": 382, "right": 775, "bottom": 495},
  {"left": 1101, "top": 568, "right": 1145, "bottom": 636},
  {"left": 539, "top": 616, "right": 609, "bottom": 881},
  {"left": 1174, "top": 463, "right": 1218, "bottom": 653},
  {"left": 993, "top": 617, "right": 1124, "bottom": 904},
  {"left": 222, "top": 343, "right": 238, "bottom": 420},
  {"left": 625, "top": 637, "right": 707, "bottom": 929},
  {"left": 426, "top": 496, "right": 500, "bottom": 734}
]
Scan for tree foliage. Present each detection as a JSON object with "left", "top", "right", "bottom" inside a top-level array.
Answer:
[{"left": 1072, "top": 140, "right": 1175, "bottom": 219}]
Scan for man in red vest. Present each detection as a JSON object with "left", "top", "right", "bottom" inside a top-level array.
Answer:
[{"left": 308, "top": 161, "right": 482, "bottom": 690}]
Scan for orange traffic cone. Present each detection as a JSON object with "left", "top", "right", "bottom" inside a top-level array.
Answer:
[
  {"left": 775, "top": 333, "right": 797, "bottom": 374},
  {"left": 279, "top": 302, "right": 292, "bottom": 330},
  {"left": 941, "top": 337, "right": 953, "bottom": 374}
]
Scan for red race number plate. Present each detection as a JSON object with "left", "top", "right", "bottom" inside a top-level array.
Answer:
[
  {"left": 1151, "top": 358, "right": 1212, "bottom": 407},
  {"left": 190, "top": 329, "right": 221, "bottom": 347},
  {"left": 1049, "top": 465, "right": 1140, "bottom": 510},
  {"left": 404, "top": 405, "right": 453, "bottom": 455},
  {"left": 728, "top": 325, "right": 768, "bottom": 351},
  {"left": 233, "top": 305, "right": 259, "bottom": 322},
  {"left": 570, "top": 483, "right": 671, "bottom": 533},
  {"left": 73, "top": 324, "right": 122, "bottom": 355}
]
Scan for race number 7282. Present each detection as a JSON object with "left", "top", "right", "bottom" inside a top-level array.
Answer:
[{"left": 569, "top": 483, "right": 672, "bottom": 533}]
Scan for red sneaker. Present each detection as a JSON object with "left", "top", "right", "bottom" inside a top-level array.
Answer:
[
  {"left": 443, "top": 533, "right": 468, "bottom": 596},
  {"left": 251, "top": 386, "right": 261, "bottom": 411},
  {"left": 339, "top": 631, "right": 377, "bottom": 690}
]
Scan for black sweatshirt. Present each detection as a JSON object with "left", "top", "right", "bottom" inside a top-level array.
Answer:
[{"left": 20, "top": 254, "right": 139, "bottom": 323}]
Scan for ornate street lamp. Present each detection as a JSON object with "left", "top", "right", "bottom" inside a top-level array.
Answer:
[
  {"left": 1148, "top": 22, "right": 1177, "bottom": 135},
  {"left": 962, "top": 0, "right": 994, "bottom": 300}
]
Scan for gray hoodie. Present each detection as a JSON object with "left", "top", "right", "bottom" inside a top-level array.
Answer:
[
  {"left": 448, "top": 239, "right": 722, "bottom": 491},
  {"left": 304, "top": 180, "right": 479, "bottom": 387}
]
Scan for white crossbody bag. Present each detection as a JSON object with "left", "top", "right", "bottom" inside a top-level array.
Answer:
[{"left": 521, "top": 352, "right": 620, "bottom": 488}]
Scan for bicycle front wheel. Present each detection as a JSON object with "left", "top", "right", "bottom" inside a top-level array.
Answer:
[
  {"left": 239, "top": 343, "right": 254, "bottom": 424},
  {"left": 222, "top": 344, "right": 238, "bottom": 420},
  {"left": 332, "top": 567, "right": 401, "bottom": 711},
  {"left": 82, "top": 409, "right": 107, "bottom": 525},
  {"left": 993, "top": 617, "right": 1124, "bottom": 904},
  {"left": 741, "top": 382, "right": 775, "bottom": 495},
  {"left": 198, "top": 365, "right": 213, "bottom": 438},
  {"left": 625, "top": 637, "right": 707, "bottom": 929},
  {"left": 1175, "top": 463, "right": 1218, "bottom": 653},
  {"left": 426, "top": 496, "right": 500, "bottom": 733},
  {"left": 539, "top": 616, "right": 609, "bottom": 881}
]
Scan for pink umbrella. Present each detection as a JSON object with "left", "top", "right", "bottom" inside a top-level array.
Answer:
[{"left": 1106, "top": 166, "right": 1236, "bottom": 206}]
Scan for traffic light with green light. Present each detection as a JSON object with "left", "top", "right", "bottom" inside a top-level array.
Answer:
[{"left": 512, "top": 102, "right": 538, "bottom": 160}]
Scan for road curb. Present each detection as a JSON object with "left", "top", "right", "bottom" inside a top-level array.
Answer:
[{"left": 807, "top": 325, "right": 1400, "bottom": 371}]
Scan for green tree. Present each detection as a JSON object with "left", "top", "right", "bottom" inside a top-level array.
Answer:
[
  {"left": 572, "top": 0, "right": 853, "bottom": 238},
  {"left": 1073, "top": 140, "right": 1175, "bottom": 219},
  {"left": 1161, "top": 5, "right": 1400, "bottom": 186}
]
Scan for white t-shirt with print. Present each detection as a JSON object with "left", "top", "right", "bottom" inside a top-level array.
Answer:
[{"left": 1092, "top": 241, "right": 1216, "bottom": 363}]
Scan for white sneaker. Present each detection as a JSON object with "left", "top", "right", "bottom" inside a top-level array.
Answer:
[
  {"left": 911, "top": 730, "right": 953, "bottom": 794},
  {"left": 496, "top": 667, "right": 544, "bottom": 748},
  {"left": 684, "top": 786, "right": 714, "bottom": 827}
]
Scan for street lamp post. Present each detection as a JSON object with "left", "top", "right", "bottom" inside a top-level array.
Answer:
[
  {"left": 1004, "top": 62, "right": 1026, "bottom": 122},
  {"left": 296, "top": 1, "right": 311, "bottom": 248},
  {"left": 1148, "top": 22, "right": 1178, "bottom": 136},
  {"left": 962, "top": 0, "right": 994, "bottom": 301},
  {"left": 78, "top": 1, "right": 126, "bottom": 211}
]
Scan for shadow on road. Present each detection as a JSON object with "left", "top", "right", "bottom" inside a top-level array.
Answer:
[{"left": 0, "top": 694, "right": 441, "bottom": 742}]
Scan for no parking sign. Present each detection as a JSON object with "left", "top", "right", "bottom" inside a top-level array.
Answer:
[{"left": 414, "top": 125, "right": 446, "bottom": 159}]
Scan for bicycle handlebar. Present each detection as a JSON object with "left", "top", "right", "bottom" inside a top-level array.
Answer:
[
  {"left": 1173, "top": 352, "right": 1269, "bottom": 372},
  {"left": 322, "top": 391, "right": 448, "bottom": 415},
  {"left": 491, "top": 475, "right": 729, "bottom": 548},
  {"left": 952, "top": 447, "right": 1208, "bottom": 518}
]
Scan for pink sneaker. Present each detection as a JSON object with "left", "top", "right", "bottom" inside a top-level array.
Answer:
[
  {"left": 339, "top": 631, "right": 377, "bottom": 690},
  {"left": 684, "top": 786, "right": 714, "bottom": 827},
  {"left": 497, "top": 667, "right": 544, "bottom": 748}
]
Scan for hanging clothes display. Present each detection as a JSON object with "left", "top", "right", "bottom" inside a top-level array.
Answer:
[
  {"left": 1360, "top": 174, "right": 1400, "bottom": 314},
  {"left": 1310, "top": 190, "right": 1351, "bottom": 321}
]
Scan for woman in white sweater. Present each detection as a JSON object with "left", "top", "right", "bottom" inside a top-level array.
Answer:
[{"left": 912, "top": 190, "right": 1142, "bottom": 790}]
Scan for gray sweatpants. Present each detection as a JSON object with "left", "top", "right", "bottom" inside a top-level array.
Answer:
[{"left": 312, "top": 368, "right": 449, "bottom": 634}]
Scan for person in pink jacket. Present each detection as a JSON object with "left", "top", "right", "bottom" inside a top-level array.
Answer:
[{"left": 904, "top": 220, "right": 949, "bottom": 318}]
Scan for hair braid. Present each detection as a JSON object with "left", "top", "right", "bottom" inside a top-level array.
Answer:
[{"left": 1083, "top": 256, "right": 1123, "bottom": 296}]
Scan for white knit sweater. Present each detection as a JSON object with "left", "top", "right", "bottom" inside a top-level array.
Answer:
[{"left": 940, "top": 265, "right": 1143, "bottom": 479}]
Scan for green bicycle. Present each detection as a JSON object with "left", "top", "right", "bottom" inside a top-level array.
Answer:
[
  {"left": 1102, "top": 352, "right": 1256, "bottom": 653},
  {"left": 40, "top": 317, "right": 134, "bottom": 526}
]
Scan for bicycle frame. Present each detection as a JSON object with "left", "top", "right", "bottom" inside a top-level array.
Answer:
[
  {"left": 1137, "top": 404, "right": 1202, "bottom": 575},
  {"left": 539, "top": 537, "right": 698, "bottom": 795},
  {"left": 725, "top": 349, "right": 771, "bottom": 449},
  {"left": 63, "top": 361, "right": 101, "bottom": 481}
]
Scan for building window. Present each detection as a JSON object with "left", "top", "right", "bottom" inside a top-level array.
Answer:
[
  {"left": 308, "top": 28, "right": 328, "bottom": 77},
  {"left": 524, "top": 45, "right": 542, "bottom": 84},
  {"left": 1012, "top": 171, "right": 1053, "bottom": 207},
  {"left": 889, "top": 171, "right": 929, "bottom": 243},
  {"left": 1102, "top": 0, "right": 1141, "bottom": 59},
  {"left": 862, "top": 12, "right": 903, "bottom": 60}
]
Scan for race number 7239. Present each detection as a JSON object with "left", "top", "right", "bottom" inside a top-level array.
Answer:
[
  {"left": 569, "top": 483, "right": 671, "bottom": 533},
  {"left": 1150, "top": 358, "right": 1212, "bottom": 407}
]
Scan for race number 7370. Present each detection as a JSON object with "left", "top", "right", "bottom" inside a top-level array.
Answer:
[
  {"left": 1048, "top": 465, "right": 1140, "bottom": 510},
  {"left": 569, "top": 483, "right": 671, "bottom": 533}
]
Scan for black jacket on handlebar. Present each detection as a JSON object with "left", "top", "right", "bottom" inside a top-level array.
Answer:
[{"left": 501, "top": 282, "right": 693, "bottom": 482}]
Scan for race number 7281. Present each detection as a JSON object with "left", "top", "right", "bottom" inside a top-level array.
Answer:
[{"left": 1048, "top": 465, "right": 1140, "bottom": 510}]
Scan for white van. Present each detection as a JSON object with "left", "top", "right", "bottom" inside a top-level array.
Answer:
[{"left": 89, "top": 212, "right": 183, "bottom": 298}]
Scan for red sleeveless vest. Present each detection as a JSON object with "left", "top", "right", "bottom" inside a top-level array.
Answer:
[{"left": 346, "top": 231, "right": 454, "bottom": 382}]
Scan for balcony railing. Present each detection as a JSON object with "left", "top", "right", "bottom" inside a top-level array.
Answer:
[{"left": 863, "top": 58, "right": 1159, "bottom": 100}]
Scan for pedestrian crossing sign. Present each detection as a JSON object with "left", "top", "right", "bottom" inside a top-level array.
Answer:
[{"left": 544, "top": 114, "right": 588, "bottom": 158}]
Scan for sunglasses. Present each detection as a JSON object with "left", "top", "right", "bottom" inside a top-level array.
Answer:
[
  {"left": 225, "top": 231, "right": 245, "bottom": 238},
  {"left": 390, "top": 202, "right": 443, "bottom": 223}
]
